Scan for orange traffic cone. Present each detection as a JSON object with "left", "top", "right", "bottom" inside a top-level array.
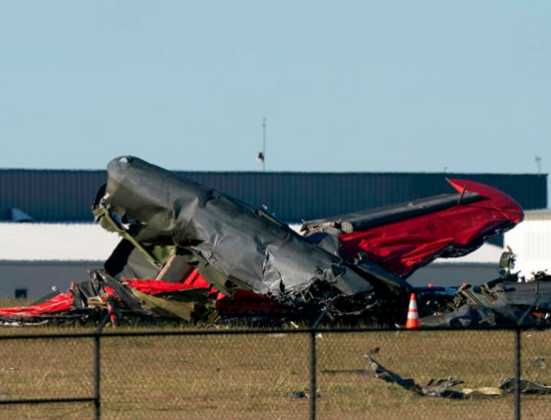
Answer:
[{"left": 405, "top": 293, "right": 420, "bottom": 329}]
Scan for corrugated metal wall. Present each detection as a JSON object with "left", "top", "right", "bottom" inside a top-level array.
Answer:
[
  {"left": 0, "top": 169, "right": 547, "bottom": 222},
  {"left": 0, "top": 170, "right": 106, "bottom": 222}
]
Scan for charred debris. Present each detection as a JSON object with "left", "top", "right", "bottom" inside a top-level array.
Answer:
[{"left": 2, "top": 156, "right": 549, "bottom": 328}]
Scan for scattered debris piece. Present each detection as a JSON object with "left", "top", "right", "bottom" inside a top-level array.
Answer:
[
  {"left": 287, "top": 390, "right": 322, "bottom": 399},
  {"left": 363, "top": 353, "right": 469, "bottom": 399},
  {"left": 532, "top": 356, "right": 547, "bottom": 370},
  {"left": 0, "top": 367, "right": 20, "bottom": 372},
  {"left": 461, "top": 387, "right": 503, "bottom": 397},
  {"left": 287, "top": 390, "right": 309, "bottom": 399},
  {"left": 420, "top": 271, "right": 551, "bottom": 328},
  {"left": 499, "top": 378, "right": 551, "bottom": 395},
  {"left": 364, "top": 350, "right": 551, "bottom": 399}
]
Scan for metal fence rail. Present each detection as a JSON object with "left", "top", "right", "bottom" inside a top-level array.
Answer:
[{"left": 0, "top": 325, "right": 545, "bottom": 420}]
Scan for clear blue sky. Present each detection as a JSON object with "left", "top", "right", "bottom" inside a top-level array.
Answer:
[{"left": 1, "top": 1, "right": 550, "bottom": 178}]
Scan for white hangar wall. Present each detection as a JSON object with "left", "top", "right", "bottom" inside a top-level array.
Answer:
[
  {"left": 0, "top": 261, "right": 103, "bottom": 298},
  {"left": 0, "top": 223, "right": 119, "bottom": 298},
  {"left": 504, "top": 210, "right": 551, "bottom": 278}
]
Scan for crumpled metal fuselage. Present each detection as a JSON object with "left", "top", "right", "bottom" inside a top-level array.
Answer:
[{"left": 94, "top": 157, "right": 377, "bottom": 299}]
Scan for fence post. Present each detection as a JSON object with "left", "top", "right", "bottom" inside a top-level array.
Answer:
[
  {"left": 94, "top": 313, "right": 110, "bottom": 420},
  {"left": 514, "top": 327, "right": 521, "bottom": 420},
  {"left": 94, "top": 333, "right": 101, "bottom": 420},
  {"left": 309, "top": 330, "right": 316, "bottom": 420}
]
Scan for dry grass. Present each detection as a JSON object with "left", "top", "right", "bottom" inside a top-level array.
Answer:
[
  {"left": 0, "top": 298, "right": 32, "bottom": 309},
  {"left": 1, "top": 324, "right": 551, "bottom": 419}
]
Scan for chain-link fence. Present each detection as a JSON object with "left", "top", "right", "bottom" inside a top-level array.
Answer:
[{"left": 1, "top": 324, "right": 550, "bottom": 419}]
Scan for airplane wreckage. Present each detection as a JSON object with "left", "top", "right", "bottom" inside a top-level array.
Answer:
[{"left": 2, "top": 156, "right": 550, "bottom": 328}]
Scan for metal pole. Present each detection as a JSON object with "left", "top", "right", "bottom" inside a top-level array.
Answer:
[
  {"left": 94, "top": 313, "right": 110, "bottom": 420},
  {"left": 262, "top": 117, "right": 266, "bottom": 172},
  {"left": 94, "top": 333, "right": 101, "bottom": 420},
  {"left": 535, "top": 156, "right": 542, "bottom": 176},
  {"left": 309, "top": 331, "right": 316, "bottom": 420},
  {"left": 514, "top": 327, "right": 521, "bottom": 420}
]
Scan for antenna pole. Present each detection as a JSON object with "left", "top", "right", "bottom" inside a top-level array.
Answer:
[
  {"left": 263, "top": 117, "right": 266, "bottom": 172},
  {"left": 535, "top": 156, "right": 542, "bottom": 176}
]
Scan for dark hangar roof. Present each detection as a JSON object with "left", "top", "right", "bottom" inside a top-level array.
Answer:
[{"left": 0, "top": 169, "right": 547, "bottom": 223}]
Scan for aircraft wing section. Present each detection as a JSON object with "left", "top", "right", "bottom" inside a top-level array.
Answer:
[{"left": 330, "top": 179, "right": 523, "bottom": 278}]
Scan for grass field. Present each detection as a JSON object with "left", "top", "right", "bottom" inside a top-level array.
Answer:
[{"left": 1, "top": 301, "right": 551, "bottom": 419}]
